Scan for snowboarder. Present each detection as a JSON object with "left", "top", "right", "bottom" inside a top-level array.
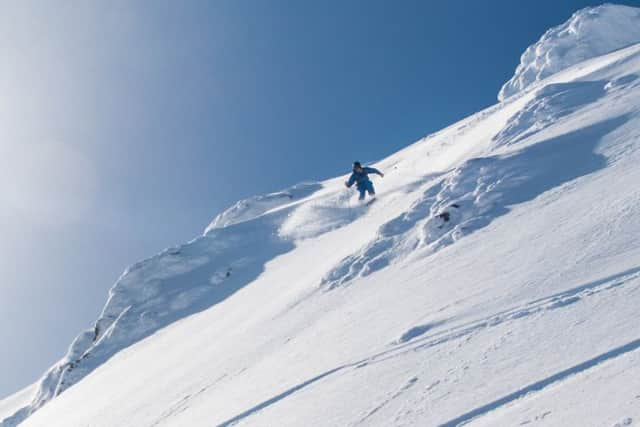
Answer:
[{"left": 345, "top": 161, "right": 384, "bottom": 200}]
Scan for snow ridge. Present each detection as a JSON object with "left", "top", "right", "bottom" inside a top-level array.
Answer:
[
  {"left": 3, "top": 6, "right": 640, "bottom": 427},
  {"left": 1, "top": 184, "right": 322, "bottom": 427},
  {"left": 204, "top": 182, "right": 321, "bottom": 233},
  {"left": 498, "top": 4, "right": 640, "bottom": 101}
]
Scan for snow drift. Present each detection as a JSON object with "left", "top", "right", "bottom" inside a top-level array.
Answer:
[
  {"left": 498, "top": 4, "right": 640, "bottom": 101},
  {"left": 3, "top": 4, "right": 640, "bottom": 427}
]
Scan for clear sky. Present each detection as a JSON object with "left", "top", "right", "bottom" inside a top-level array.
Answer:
[{"left": 2, "top": 0, "right": 640, "bottom": 398}]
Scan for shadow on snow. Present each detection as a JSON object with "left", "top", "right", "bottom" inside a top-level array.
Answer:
[{"left": 323, "top": 115, "right": 629, "bottom": 289}]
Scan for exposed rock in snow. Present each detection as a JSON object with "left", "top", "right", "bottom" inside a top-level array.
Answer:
[{"left": 498, "top": 4, "right": 640, "bottom": 101}]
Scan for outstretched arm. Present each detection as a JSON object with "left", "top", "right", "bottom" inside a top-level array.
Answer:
[{"left": 365, "top": 167, "right": 384, "bottom": 177}]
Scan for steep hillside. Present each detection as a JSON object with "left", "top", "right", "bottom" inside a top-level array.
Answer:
[{"left": 3, "top": 5, "right": 640, "bottom": 427}]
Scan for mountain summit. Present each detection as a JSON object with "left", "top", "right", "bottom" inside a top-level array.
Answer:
[
  {"left": 499, "top": 4, "right": 640, "bottom": 101},
  {"left": 3, "top": 4, "right": 640, "bottom": 427}
]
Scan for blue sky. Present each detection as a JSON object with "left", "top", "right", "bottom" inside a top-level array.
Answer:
[{"left": 2, "top": 0, "right": 640, "bottom": 398}]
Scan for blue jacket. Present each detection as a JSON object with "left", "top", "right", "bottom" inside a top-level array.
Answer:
[{"left": 346, "top": 167, "right": 383, "bottom": 189}]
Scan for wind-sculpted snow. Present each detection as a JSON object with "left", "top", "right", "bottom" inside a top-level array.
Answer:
[
  {"left": 323, "top": 115, "right": 626, "bottom": 289},
  {"left": 204, "top": 182, "right": 322, "bottom": 233},
  {"left": 6, "top": 16, "right": 640, "bottom": 427},
  {"left": 499, "top": 4, "right": 640, "bottom": 101},
  {"left": 2, "top": 186, "right": 318, "bottom": 427},
  {"left": 494, "top": 81, "right": 607, "bottom": 146}
]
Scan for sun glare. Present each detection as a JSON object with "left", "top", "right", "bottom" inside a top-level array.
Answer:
[{"left": 0, "top": 141, "right": 96, "bottom": 226}]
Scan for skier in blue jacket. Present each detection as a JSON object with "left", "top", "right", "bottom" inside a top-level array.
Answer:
[{"left": 345, "top": 161, "right": 384, "bottom": 200}]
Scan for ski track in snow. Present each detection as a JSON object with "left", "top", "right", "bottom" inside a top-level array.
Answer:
[
  {"left": 214, "top": 266, "right": 640, "bottom": 427},
  {"left": 150, "top": 374, "right": 227, "bottom": 427},
  {"left": 439, "top": 338, "right": 640, "bottom": 427},
  {"left": 5, "top": 8, "right": 640, "bottom": 427},
  {"left": 352, "top": 376, "right": 419, "bottom": 426},
  {"left": 361, "top": 266, "right": 640, "bottom": 369},
  {"left": 216, "top": 367, "right": 346, "bottom": 427}
]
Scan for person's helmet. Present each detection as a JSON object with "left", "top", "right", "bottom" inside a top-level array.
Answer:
[{"left": 353, "top": 161, "right": 362, "bottom": 170}]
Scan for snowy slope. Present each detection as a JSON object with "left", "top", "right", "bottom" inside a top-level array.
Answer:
[
  {"left": 4, "top": 5, "right": 640, "bottom": 427},
  {"left": 498, "top": 4, "right": 640, "bottom": 101},
  {"left": 0, "top": 387, "right": 35, "bottom": 427}
]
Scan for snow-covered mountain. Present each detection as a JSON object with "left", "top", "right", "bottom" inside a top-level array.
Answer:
[
  {"left": 3, "top": 4, "right": 640, "bottom": 426},
  {"left": 498, "top": 3, "right": 640, "bottom": 101}
]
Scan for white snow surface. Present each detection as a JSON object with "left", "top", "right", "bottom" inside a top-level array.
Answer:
[
  {"left": 4, "top": 14, "right": 640, "bottom": 427},
  {"left": 498, "top": 4, "right": 640, "bottom": 101},
  {"left": 0, "top": 386, "right": 35, "bottom": 426}
]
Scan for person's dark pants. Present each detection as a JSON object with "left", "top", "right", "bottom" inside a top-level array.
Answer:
[{"left": 357, "top": 181, "right": 375, "bottom": 200}]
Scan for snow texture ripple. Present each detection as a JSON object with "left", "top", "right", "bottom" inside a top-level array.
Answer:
[{"left": 498, "top": 4, "right": 640, "bottom": 101}]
